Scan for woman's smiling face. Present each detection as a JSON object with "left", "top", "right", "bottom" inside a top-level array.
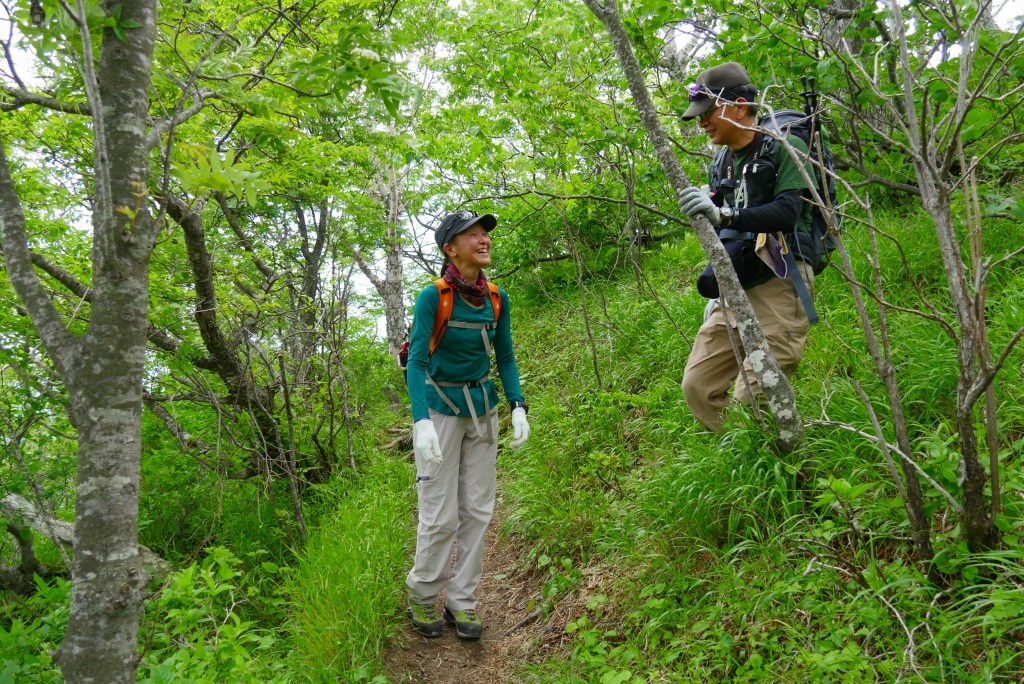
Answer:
[{"left": 447, "top": 224, "right": 492, "bottom": 270}]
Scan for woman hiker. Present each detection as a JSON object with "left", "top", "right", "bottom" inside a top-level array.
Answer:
[{"left": 404, "top": 208, "right": 530, "bottom": 639}]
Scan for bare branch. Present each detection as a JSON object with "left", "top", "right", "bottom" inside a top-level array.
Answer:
[
  {"left": 215, "top": 193, "right": 277, "bottom": 282},
  {"left": 833, "top": 155, "right": 920, "bottom": 195},
  {"left": 1, "top": 494, "right": 173, "bottom": 577},
  {"left": 806, "top": 420, "right": 962, "bottom": 512},
  {"left": 0, "top": 85, "right": 92, "bottom": 115},
  {"left": 963, "top": 326, "right": 1024, "bottom": 411},
  {"left": 852, "top": 378, "right": 908, "bottom": 504},
  {"left": 146, "top": 89, "right": 220, "bottom": 148}
]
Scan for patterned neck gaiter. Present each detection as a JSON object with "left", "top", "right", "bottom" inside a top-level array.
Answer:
[{"left": 443, "top": 263, "right": 487, "bottom": 307}]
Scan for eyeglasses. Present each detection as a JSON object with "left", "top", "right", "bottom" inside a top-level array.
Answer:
[{"left": 698, "top": 106, "right": 719, "bottom": 123}]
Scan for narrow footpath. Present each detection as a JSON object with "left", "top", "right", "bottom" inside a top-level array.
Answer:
[{"left": 383, "top": 508, "right": 571, "bottom": 683}]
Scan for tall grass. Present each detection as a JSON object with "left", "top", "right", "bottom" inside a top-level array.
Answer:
[
  {"left": 498, "top": 210, "right": 1024, "bottom": 681},
  {"left": 288, "top": 456, "right": 415, "bottom": 683}
]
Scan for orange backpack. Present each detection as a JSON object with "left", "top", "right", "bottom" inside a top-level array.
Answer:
[{"left": 428, "top": 278, "right": 501, "bottom": 354}]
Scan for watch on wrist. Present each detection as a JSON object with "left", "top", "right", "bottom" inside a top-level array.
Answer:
[
  {"left": 719, "top": 205, "right": 735, "bottom": 228},
  {"left": 510, "top": 400, "right": 529, "bottom": 414}
]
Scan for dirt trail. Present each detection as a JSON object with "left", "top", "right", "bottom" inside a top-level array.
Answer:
[{"left": 383, "top": 507, "right": 570, "bottom": 683}]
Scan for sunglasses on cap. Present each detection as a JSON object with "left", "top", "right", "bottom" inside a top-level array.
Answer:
[
  {"left": 688, "top": 82, "right": 753, "bottom": 102},
  {"left": 687, "top": 83, "right": 712, "bottom": 101},
  {"left": 687, "top": 83, "right": 755, "bottom": 121}
]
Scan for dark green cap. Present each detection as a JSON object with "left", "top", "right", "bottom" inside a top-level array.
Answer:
[{"left": 681, "top": 62, "right": 757, "bottom": 120}]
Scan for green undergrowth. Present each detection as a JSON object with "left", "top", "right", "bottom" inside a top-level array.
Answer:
[
  {"left": 287, "top": 455, "right": 415, "bottom": 684},
  {"left": 0, "top": 338, "right": 412, "bottom": 682},
  {"left": 2, "top": 206, "right": 1021, "bottom": 682},
  {"left": 494, "top": 214, "right": 1024, "bottom": 682},
  {"left": 1, "top": 548, "right": 291, "bottom": 683}
]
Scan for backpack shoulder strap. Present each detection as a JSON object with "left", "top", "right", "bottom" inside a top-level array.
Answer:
[
  {"left": 709, "top": 147, "right": 729, "bottom": 190},
  {"left": 429, "top": 278, "right": 454, "bottom": 355},
  {"left": 756, "top": 130, "right": 776, "bottom": 159},
  {"left": 487, "top": 282, "right": 501, "bottom": 322}
]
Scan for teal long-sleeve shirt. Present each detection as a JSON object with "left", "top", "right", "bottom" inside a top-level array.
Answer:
[{"left": 407, "top": 282, "right": 524, "bottom": 423}]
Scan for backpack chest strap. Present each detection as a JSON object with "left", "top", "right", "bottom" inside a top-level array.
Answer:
[{"left": 446, "top": 319, "right": 496, "bottom": 357}]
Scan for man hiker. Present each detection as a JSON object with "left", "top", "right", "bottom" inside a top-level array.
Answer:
[{"left": 676, "top": 61, "right": 816, "bottom": 431}]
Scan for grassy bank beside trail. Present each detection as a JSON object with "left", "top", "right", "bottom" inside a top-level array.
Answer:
[
  {"left": 492, "top": 215, "right": 1024, "bottom": 682},
  {"left": 288, "top": 456, "right": 416, "bottom": 683}
]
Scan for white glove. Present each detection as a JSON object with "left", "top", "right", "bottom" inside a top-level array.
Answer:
[
  {"left": 703, "top": 298, "right": 719, "bottom": 323},
  {"left": 413, "top": 420, "right": 443, "bottom": 464},
  {"left": 510, "top": 408, "right": 530, "bottom": 449},
  {"left": 678, "top": 186, "right": 721, "bottom": 226}
]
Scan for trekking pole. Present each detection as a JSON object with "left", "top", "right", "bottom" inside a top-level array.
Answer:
[
  {"left": 800, "top": 75, "right": 818, "bottom": 139},
  {"left": 800, "top": 75, "right": 828, "bottom": 203},
  {"left": 800, "top": 73, "right": 839, "bottom": 264}
]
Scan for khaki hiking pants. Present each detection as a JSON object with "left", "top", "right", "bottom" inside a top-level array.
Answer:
[
  {"left": 682, "top": 261, "right": 814, "bottom": 432},
  {"left": 406, "top": 408, "right": 499, "bottom": 612}
]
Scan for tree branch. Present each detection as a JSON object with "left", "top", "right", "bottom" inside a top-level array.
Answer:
[
  {"left": 0, "top": 143, "right": 79, "bottom": 379},
  {"left": 1, "top": 494, "right": 173, "bottom": 577},
  {"left": 806, "top": 420, "right": 962, "bottom": 512},
  {"left": 0, "top": 85, "right": 92, "bottom": 115},
  {"left": 215, "top": 192, "right": 277, "bottom": 282}
]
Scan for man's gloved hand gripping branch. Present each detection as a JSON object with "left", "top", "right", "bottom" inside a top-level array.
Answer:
[{"left": 678, "top": 185, "right": 722, "bottom": 226}]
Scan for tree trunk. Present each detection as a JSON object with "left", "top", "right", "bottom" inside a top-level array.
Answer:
[
  {"left": 582, "top": 0, "right": 806, "bottom": 453},
  {"left": 1, "top": 522, "right": 44, "bottom": 594},
  {"left": 297, "top": 201, "right": 328, "bottom": 335},
  {"left": 60, "top": 345, "right": 150, "bottom": 679},
  {"left": 356, "top": 152, "right": 407, "bottom": 360},
  {"left": 382, "top": 213, "right": 407, "bottom": 358},
  {"left": 921, "top": 185, "right": 998, "bottom": 551},
  {"left": 0, "top": 0, "right": 159, "bottom": 679}
]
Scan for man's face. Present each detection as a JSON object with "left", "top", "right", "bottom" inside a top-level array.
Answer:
[{"left": 698, "top": 99, "right": 750, "bottom": 148}]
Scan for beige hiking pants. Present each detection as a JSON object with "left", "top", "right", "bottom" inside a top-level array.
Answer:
[
  {"left": 682, "top": 262, "right": 814, "bottom": 431},
  {"left": 406, "top": 409, "right": 499, "bottom": 611}
]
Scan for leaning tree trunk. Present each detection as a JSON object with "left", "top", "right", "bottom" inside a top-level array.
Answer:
[
  {"left": 0, "top": 0, "right": 159, "bottom": 680},
  {"left": 164, "top": 191, "right": 308, "bottom": 542},
  {"left": 581, "top": 0, "right": 806, "bottom": 453}
]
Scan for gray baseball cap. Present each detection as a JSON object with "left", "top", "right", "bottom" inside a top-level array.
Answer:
[
  {"left": 434, "top": 209, "right": 497, "bottom": 249},
  {"left": 681, "top": 62, "right": 757, "bottom": 120}
]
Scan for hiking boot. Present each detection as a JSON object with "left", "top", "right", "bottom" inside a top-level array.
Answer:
[
  {"left": 408, "top": 602, "right": 443, "bottom": 637},
  {"left": 444, "top": 606, "right": 483, "bottom": 640}
]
